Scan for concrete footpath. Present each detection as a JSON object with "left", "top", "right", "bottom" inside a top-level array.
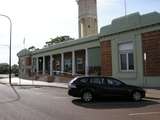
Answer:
[
  {"left": 145, "top": 88, "right": 160, "bottom": 100},
  {"left": 0, "top": 77, "right": 68, "bottom": 89}
]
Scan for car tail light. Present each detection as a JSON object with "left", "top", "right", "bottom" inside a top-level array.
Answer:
[{"left": 68, "top": 83, "right": 77, "bottom": 88}]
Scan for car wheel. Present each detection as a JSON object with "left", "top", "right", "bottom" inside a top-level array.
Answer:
[
  {"left": 81, "top": 91, "right": 93, "bottom": 102},
  {"left": 132, "top": 91, "right": 142, "bottom": 101}
]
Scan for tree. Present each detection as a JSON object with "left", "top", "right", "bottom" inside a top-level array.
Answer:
[
  {"left": 0, "top": 63, "right": 9, "bottom": 74},
  {"left": 11, "top": 64, "right": 19, "bottom": 74},
  {"left": 45, "top": 35, "right": 74, "bottom": 47},
  {"left": 28, "top": 46, "right": 36, "bottom": 51}
]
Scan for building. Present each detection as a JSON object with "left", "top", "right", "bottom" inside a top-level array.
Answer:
[
  {"left": 17, "top": 49, "right": 32, "bottom": 79},
  {"left": 17, "top": 0, "right": 160, "bottom": 87},
  {"left": 76, "top": 0, "right": 98, "bottom": 38},
  {"left": 100, "top": 12, "right": 160, "bottom": 87}
]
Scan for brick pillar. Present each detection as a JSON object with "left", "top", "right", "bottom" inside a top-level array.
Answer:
[{"left": 100, "top": 40, "right": 112, "bottom": 76}]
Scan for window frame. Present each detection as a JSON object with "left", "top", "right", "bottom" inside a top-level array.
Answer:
[{"left": 119, "top": 42, "right": 135, "bottom": 72}]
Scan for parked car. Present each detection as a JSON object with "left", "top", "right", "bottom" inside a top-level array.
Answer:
[{"left": 68, "top": 76, "right": 145, "bottom": 102}]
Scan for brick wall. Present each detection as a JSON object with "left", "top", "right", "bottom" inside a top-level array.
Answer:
[
  {"left": 100, "top": 40, "right": 112, "bottom": 76},
  {"left": 25, "top": 56, "right": 31, "bottom": 66},
  {"left": 142, "top": 30, "right": 160, "bottom": 76}
]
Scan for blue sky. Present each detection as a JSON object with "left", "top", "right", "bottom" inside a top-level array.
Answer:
[{"left": 0, "top": 0, "right": 159, "bottom": 65}]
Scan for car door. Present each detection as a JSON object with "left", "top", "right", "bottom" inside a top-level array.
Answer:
[
  {"left": 89, "top": 77, "right": 104, "bottom": 97},
  {"left": 75, "top": 77, "right": 89, "bottom": 89},
  {"left": 105, "top": 78, "right": 129, "bottom": 97}
]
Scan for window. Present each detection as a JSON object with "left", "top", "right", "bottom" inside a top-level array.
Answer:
[
  {"left": 120, "top": 54, "right": 127, "bottom": 70},
  {"left": 79, "top": 78, "right": 88, "bottom": 83},
  {"left": 88, "top": 47, "right": 101, "bottom": 75},
  {"left": 101, "top": 78, "right": 107, "bottom": 85},
  {"left": 90, "top": 77, "right": 102, "bottom": 85},
  {"left": 75, "top": 50, "right": 85, "bottom": 74},
  {"left": 32, "top": 58, "right": 37, "bottom": 72},
  {"left": 53, "top": 54, "right": 61, "bottom": 71},
  {"left": 107, "top": 78, "right": 123, "bottom": 87},
  {"left": 76, "top": 57, "right": 84, "bottom": 72},
  {"left": 119, "top": 42, "right": 134, "bottom": 71},
  {"left": 64, "top": 59, "right": 72, "bottom": 72}
]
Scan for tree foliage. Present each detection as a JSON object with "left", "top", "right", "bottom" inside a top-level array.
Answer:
[
  {"left": 0, "top": 63, "right": 9, "bottom": 74},
  {"left": 0, "top": 63, "right": 19, "bottom": 74},
  {"left": 11, "top": 64, "right": 19, "bottom": 74},
  {"left": 28, "top": 46, "right": 36, "bottom": 51},
  {"left": 45, "top": 36, "right": 74, "bottom": 47}
]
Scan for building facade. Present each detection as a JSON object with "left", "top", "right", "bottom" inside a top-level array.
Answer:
[
  {"left": 100, "top": 12, "right": 160, "bottom": 87},
  {"left": 17, "top": 49, "right": 32, "bottom": 79},
  {"left": 30, "top": 36, "right": 101, "bottom": 77},
  {"left": 17, "top": 0, "right": 160, "bottom": 87}
]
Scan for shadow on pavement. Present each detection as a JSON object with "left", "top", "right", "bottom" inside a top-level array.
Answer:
[
  {"left": 146, "top": 96, "right": 160, "bottom": 100},
  {"left": 72, "top": 98, "right": 159, "bottom": 109},
  {"left": 0, "top": 85, "right": 21, "bottom": 104},
  {"left": 10, "top": 85, "right": 21, "bottom": 101},
  {"left": 17, "top": 86, "right": 41, "bottom": 89},
  {"left": 0, "top": 82, "right": 7, "bottom": 85}
]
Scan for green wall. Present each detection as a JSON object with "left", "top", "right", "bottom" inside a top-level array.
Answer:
[{"left": 88, "top": 47, "right": 101, "bottom": 67}]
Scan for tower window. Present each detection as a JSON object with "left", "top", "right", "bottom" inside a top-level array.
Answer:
[{"left": 88, "top": 25, "right": 90, "bottom": 28}]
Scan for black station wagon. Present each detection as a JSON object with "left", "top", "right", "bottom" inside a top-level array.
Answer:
[{"left": 68, "top": 76, "right": 145, "bottom": 102}]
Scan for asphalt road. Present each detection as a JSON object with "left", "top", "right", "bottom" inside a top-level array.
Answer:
[{"left": 0, "top": 84, "right": 160, "bottom": 120}]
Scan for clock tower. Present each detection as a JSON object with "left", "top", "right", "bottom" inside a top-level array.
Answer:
[{"left": 76, "top": 0, "right": 98, "bottom": 38}]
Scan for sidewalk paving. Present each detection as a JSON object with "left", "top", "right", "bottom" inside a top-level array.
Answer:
[
  {"left": 145, "top": 89, "right": 160, "bottom": 100},
  {"left": 0, "top": 77, "right": 68, "bottom": 89}
]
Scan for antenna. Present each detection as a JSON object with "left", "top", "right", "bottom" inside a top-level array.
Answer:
[{"left": 124, "top": 0, "right": 127, "bottom": 16}]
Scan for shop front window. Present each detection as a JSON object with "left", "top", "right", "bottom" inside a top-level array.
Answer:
[
  {"left": 75, "top": 50, "right": 85, "bottom": 74},
  {"left": 64, "top": 52, "right": 72, "bottom": 73},
  {"left": 53, "top": 54, "right": 61, "bottom": 71},
  {"left": 64, "top": 59, "right": 72, "bottom": 73}
]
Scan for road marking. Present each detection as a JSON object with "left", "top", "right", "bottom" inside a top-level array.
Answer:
[{"left": 128, "top": 112, "right": 160, "bottom": 116}]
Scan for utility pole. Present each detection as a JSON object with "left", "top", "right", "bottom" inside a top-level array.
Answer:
[{"left": 0, "top": 14, "right": 12, "bottom": 85}]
